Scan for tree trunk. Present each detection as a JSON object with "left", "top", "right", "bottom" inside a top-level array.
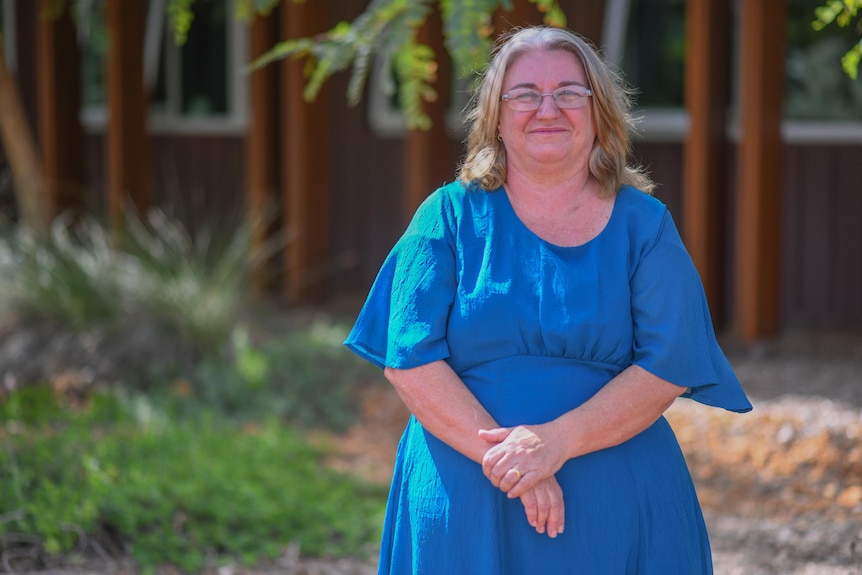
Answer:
[{"left": 0, "top": 37, "right": 49, "bottom": 231}]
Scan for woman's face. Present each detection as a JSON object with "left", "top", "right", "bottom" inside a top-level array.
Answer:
[{"left": 497, "top": 49, "right": 595, "bottom": 175}]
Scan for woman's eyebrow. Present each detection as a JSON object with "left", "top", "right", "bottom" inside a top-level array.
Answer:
[{"left": 507, "top": 80, "right": 589, "bottom": 90}]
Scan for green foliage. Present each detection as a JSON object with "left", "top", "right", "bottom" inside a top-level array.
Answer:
[
  {"left": 167, "top": 0, "right": 196, "bottom": 45},
  {"left": 0, "top": 389, "right": 386, "bottom": 572},
  {"left": 439, "top": 0, "right": 499, "bottom": 78},
  {"left": 0, "top": 209, "right": 264, "bottom": 349},
  {"left": 248, "top": 0, "right": 566, "bottom": 130},
  {"left": 170, "top": 318, "right": 381, "bottom": 431},
  {"left": 393, "top": 38, "right": 439, "bottom": 131},
  {"left": 233, "top": 0, "right": 283, "bottom": 20},
  {"left": 0, "top": 216, "right": 125, "bottom": 328},
  {"left": 813, "top": 0, "right": 862, "bottom": 78},
  {"left": 50, "top": 0, "right": 566, "bottom": 128}
]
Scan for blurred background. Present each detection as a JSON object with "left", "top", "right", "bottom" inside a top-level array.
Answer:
[{"left": 0, "top": 1, "right": 860, "bottom": 573}]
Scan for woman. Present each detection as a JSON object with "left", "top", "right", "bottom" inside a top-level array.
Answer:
[{"left": 345, "top": 26, "right": 752, "bottom": 574}]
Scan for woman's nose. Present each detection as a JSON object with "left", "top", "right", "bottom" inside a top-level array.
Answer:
[{"left": 535, "top": 93, "right": 561, "bottom": 117}]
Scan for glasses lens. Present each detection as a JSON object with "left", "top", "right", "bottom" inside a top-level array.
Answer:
[
  {"left": 507, "top": 90, "right": 542, "bottom": 111},
  {"left": 504, "top": 87, "right": 590, "bottom": 110},
  {"left": 553, "top": 88, "right": 587, "bottom": 109}
]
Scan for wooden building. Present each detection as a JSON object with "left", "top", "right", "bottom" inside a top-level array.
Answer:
[{"left": 2, "top": 0, "right": 861, "bottom": 340}]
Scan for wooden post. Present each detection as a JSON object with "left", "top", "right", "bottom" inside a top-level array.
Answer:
[
  {"left": 37, "top": 0, "right": 85, "bottom": 219},
  {"left": 735, "top": 0, "right": 785, "bottom": 340},
  {"left": 0, "top": 37, "right": 47, "bottom": 231},
  {"left": 246, "top": 12, "right": 281, "bottom": 296},
  {"left": 281, "top": 2, "right": 331, "bottom": 304},
  {"left": 403, "top": 5, "right": 451, "bottom": 223},
  {"left": 106, "top": 0, "right": 151, "bottom": 221},
  {"left": 682, "top": 0, "right": 729, "bottom": 324}
]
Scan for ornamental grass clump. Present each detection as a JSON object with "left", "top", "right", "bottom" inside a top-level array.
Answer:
[{"left": 0, "top": 208, "right": 266, "bottom": 349}]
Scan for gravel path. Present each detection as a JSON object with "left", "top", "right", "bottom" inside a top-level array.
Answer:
[{"left": 693, "top": 330, "right": 862, "bottom": 575}]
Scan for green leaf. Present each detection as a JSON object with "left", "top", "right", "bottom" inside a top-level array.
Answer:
[
  {"left": 167, "top": 0, "right": 195, "bottom": 46},
  {"left": 842, "top": 39, "right": 862, "bottom": 77},
  {"left": 528, "top": 0, "right": 568, "bottom": 28},
  {"left": 394, "top": 38, "right": 439, "bottom": 130},
  {"left": 233, "top": 0, "right": 282, "bottom": 20},
  {"left": 812, "top": 1, "right": 862, "bottom": 78},
  {"left": 440, "top": 0, "right": 498, "bottom": 76}
]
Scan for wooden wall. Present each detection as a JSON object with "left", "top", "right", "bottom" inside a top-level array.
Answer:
[
  {"left": 636, "top": 140, "right": 862, "bottom": 330},
  {"left": 782, "top": 144, "right": 862, "bottom": 328}
]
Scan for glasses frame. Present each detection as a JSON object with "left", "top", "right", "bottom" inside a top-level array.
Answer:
[{"left": 501, "top": 86, "right": 593, "bottom": 111}]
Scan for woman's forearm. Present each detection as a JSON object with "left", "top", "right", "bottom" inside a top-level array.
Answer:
[
  {"left": 384, "top": 360, "right": 499, "bottom": 464},
  {"left": 548, "top": 364, "right": 686, "bottom": 461}
]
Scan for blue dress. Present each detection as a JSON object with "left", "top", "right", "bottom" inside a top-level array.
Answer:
[{"left": 345, "top": 181, "right": 752, "bottom": 575}]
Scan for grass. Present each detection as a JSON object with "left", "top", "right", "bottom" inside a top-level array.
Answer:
[{"left": 0, "top": 210, "right": 388, "bottom": 573}]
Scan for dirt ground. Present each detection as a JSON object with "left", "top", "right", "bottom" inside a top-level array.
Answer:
[{"left": 5, "top": 328, "right": 862, "bottom": 575}]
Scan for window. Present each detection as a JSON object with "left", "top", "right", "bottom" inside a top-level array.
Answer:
[
  {"left": 619, "top": 0, "right": 687, "bottom": 110},
  {"left": 79, "top": 0, "right": 247, "bottom": 134},
  {"left": 784, "top": 0, "right": 862, "bottom": 130},
  {"left": 606, "top": 0, "right": 862, "bottom": 143}
]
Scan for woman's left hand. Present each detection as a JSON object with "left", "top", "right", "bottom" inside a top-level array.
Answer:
[{"left": 479, "top": 424, "right": 567, "bottom": 499}]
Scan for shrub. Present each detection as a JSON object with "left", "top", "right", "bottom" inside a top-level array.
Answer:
[{"left": 0, "top": 386, "right": 386, "bottom": 573}]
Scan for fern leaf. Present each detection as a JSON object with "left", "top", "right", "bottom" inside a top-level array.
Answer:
[
  {"left": 440, "top": 0, "right": 498, "bottom": 76},
  {"left": 394, "top": 38, "right": 438, "bottom": 130}
]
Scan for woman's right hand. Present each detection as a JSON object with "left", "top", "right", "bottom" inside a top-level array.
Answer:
[{"left": 519, "top": 475, "right": 565, "bottom": 538}]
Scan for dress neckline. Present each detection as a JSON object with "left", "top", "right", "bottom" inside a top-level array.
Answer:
[{"left": 496, "top": 185, "right": 622, "bottom": 250}]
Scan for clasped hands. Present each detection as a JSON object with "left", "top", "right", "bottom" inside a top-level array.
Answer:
[{"left": 479, "top": 424, "right": 567, "bottom": 538}]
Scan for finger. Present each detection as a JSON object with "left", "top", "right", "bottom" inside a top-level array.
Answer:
[
  {"left": 481, "top": 440, "right": 513, "bottom": 481},
  {"left": 481, "top": 448, "right": 504, "bottom": 481},
  {"left": 532, "top": 483, "right": 551, "bottom": 535},
  {"left": 545, "top": 491, "right": 565, "bottom": 538},
  {"left": 499, "top": 467, "right": 524, "bottom": 493},
  {"left": 478, "top": 427, "right": 511, "bottom": 443},
  {"left": 519, "top": 488, "right": 538, "bottom": 529},
  {"left": 506, "top": 469, "right": 539, "bottom": 499}
]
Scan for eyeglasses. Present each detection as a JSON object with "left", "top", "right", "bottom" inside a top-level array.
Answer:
[{"left": 501, "top": 86, "right": 592, "bottom": 111}]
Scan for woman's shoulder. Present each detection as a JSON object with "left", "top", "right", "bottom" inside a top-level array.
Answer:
[
  {"left": 415, "top": 180, "right": 500, "bottom": 220},
  {"left": 615, "top": 185, "right": 672, "bottom": 229},
  {"left": 405, "top": 181, "right": 488, "bottom": 237},
  {"left": 616, "top": 185, "right": 667, "bottom": 215}
]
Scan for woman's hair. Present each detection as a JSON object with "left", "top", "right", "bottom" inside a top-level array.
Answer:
[{"left": 457, "top": 26, "right": 654, "bottom": 196}]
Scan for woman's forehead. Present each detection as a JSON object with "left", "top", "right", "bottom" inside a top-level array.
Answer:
[{"left": 504, "top": 49, "right": 586, "bottom": 83}]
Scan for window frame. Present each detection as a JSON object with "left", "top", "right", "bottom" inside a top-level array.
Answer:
[
  {"left": 2, "top": 0, "right": 17, "bottom": 74},
  {"left": 79, "top": 0, "right": 248, "bottom": 136},
  {"left": 605, "top": 0, "right": 862, "bottom": 144}
]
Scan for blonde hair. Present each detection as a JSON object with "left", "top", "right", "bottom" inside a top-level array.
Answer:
[{"left": 457, "top": 26, "right": 654, "bottom": 196}]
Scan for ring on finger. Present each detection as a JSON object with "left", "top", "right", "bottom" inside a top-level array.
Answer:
[{"left": 510, "top": 468, "right": 522, "bottom": 481}]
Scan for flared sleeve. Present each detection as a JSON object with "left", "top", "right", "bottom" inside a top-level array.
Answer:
[
  {"left": 345, "top": 188, "right": 458, "bottom": 370},
  {"left": 631, "top": 210, "right": 752, "bottom": 413}
]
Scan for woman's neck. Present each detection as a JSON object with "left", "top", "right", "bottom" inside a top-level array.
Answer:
[
  {"left": 503, "top": 167, "right": 613, "bottom": 248},
  {"left": 504, "top": 163, "right": 595, "bottom": 214}
]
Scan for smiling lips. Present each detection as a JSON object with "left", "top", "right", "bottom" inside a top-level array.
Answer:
[{"left": 530, "top": 127, "right": 568, "bottom": 135}]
